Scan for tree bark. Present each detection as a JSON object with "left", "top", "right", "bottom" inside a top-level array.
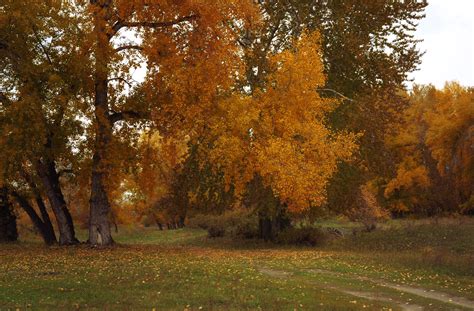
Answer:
[
  {"left": 0, "top": 188, "right": 18, "bottom": 242},
  {"left": 33, "top": 191, "right": 57, "bottom": 244},
  {"left": 258, "top": 214, "right": 273, "bottom": 242},
  {"left": 22, "top": 169, "right": 58, "bottom": 243},
  {"left": 12, "top": 191, "right": 56, "bottom": 245},
  {"left": 88, "top": 1, "right": 114, "bottom": 245},
  {"left": 36, "top": 159, "right": 78, "bottom": 245}
]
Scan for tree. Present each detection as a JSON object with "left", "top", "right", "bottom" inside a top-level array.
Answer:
[
  {"left": 205, "top": 32, "right": 358, "bottom": 239},
  {"left": 0, "top": 187, "right": 17, "bottom": 242},
  {"left": 384, "top": 83, "right": 474, "bottom": 215},
  {"left": 0, "top": 0, "right": 85, "bottom": 244},
  {"left": 85, "top": 0, "right": 256, "bottom": 245},
  {"left": 234, "top": 0, "right": 428, "bottom": 214}
]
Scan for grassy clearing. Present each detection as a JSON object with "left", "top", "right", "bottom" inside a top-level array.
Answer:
[{"left": 1, "top": 218, "right": 473, "bottom": 310}]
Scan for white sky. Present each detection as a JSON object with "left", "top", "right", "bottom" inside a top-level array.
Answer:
[{"left": 409, "top": 0, "right": 474, "bottom": 87}]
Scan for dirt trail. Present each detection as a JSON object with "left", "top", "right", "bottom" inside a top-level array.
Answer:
[
  {"left": 379, "top": 283, "right": 474, "bottom": 310},
  {"left": 309, "top": 268, "right": 474, "bottom": 310},
  {"left": 258, "top": 267, "right": 474, "bottom": 310},
  {"left": 258, "top": 267, "right": 424, "bottom": 311},
  {"left": 338, "top": 289, "right": 423, "bottom": 311}
]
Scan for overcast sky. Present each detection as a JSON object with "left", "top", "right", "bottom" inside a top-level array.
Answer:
[{"left": 409, "top": 0, "right": 474, "bottom": 87}]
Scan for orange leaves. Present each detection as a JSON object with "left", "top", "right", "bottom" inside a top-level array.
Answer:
[
  {"left": 207, "top": 31, "right": 359, "bottom": 212},
  {"left": 138, "top": 1, "right": 252, "bottom": 137},
  {"left": 135, "top": 131, "right": 189, "bottom": 205},
  {"left": 423, "top": 83, "right": 474, "bottom": 177},
  {"left": 384, "top": 83, "right": 474, "bottom": 212},
  {"left": 384, "top": 156, "right": 431, "bottom": 198}
]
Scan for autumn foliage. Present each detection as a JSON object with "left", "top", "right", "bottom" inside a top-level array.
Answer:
[
  {"left": 1, "top": 0, "right": 471, "bottom": 246},
  {"left": 384, "top": 83, "right": 474, "bottom": 214},
  {"left": 207, "top": 32, "right": 358, "bottom": 212}
]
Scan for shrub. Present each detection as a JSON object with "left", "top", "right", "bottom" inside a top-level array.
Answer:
[
  {"left": 347, "top": 185, "right": 389, "bottom": 232},
  {"left": 276, "top": 227, "right": 327, "bottom": 246},
  {"left": 187, "top": 208, "right": 258, "bottom": 239},
  {"left": 207, "top": 225, "right": 225, "bottom": 238},
  {"left": 186, "top": 213, "right": 212, "bottom": 230},
  {"left": 140, "top": 215, "right": 155, "bottom": 228}
]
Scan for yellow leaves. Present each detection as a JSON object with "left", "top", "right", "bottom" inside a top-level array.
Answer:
[
  {"left": 206, "top": 30, "right": 358, "bottom": 213},
  {"left": 385, "top": 82, "right": 473, "bottom": 211},
  {"left": 423, "top": 83, "right": 474, "bottom": 176},
  {"left": 270, "top": 32, "right": 327, "bottom": 94},
  {"left": 384, "top": 156, "right": 430, "bottom": 198}
]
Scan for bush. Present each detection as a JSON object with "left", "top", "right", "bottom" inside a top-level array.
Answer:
[
  {"left": 276, "top": 227, "right": 327, "bottom": 246},
  {"left": 207, "top": 225, "right": 225, "bottom": 238},
  {"left": 347, "top": 185, "right": 389, "bottom": 232},
  {"left": 140, "top": 215, "right": 155, "bottom": 228},
  {"left": 187, "top": 208, "right": 258, "bottom": 239},
  {"left": 186, "top": 214, "right": 212, "bottom": 230}
]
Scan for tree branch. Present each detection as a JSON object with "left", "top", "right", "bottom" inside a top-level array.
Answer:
[
  {"left": 58, "top": 168, "right": 74, "bottom": 176},
  {"left": 0, "top": 92, "right": 12, "bottom": 106},
  {"left": 107, "top": 77, "right": 133, "bottom": 88},
  {"left": 123, "top": 14, "right": 199, "bottom": 28},
  {"left": 317, "top": 88, "right": 356, "bottom": 102},
  {"left": 109, "top": 110, "right": 148, "bottom": 123},
  {"left": 31, "top": 24, "right": 53, "bottom": 65},
  {"left": 114, "top": 45, "right": 144, "bottom": 53},
  {"left": 109, "top": 14, "right": 200, "bottom": 38}
]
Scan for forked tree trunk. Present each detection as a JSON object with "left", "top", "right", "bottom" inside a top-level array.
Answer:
[
  {"left": 88, "top": 2, "right": 114, "bottom": 245},
  {"left": 34, "top": 192, "right": 57, "bottom": 243},
  {"left": 12, "top": 191, "right": 57, "bottom": 245},
  {"left": 23, "top": 170, "right": 58, "bottom": 244},
  {"left": 36, "top": 159, "right": 78, "bottom": 245}
]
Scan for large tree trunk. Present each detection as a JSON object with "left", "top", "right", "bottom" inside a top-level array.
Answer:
[
  {"left": 258, "top": 204, "right": 291, "bottom": 242},
  {"left": 258, "top": 213, "right": 273, "bottom": 242},
  {"left": 12, "top": 191, "right": 57, "bottom": 245},
  {"left": 34, "top": 192, "right": 57, "bottom": 244},
  {"left": 248, "top": 175, "right": 291, "bottom": 241},
  {"left": 88, "top": 2, "right": 114, "bottom": 245},
  {"left": 36, "top": 159, "right": 78, "bottom": 245},
  {"left": 0, "top": 188, "right": 18, "bottom": 242},
  {"left": 22, "top": 170, "right": 58, "bottom": 243},
  {"left": 88, "top": 78, "right": 114, "bottom": 246}
]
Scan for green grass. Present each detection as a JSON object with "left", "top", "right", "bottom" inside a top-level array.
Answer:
[{"left": 1, "top": 218, "right": 473, "bottom": 310}]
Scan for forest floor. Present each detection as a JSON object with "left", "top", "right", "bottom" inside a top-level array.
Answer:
[{"left": 0, "top": 217, "right": 473, "bottom": 310}]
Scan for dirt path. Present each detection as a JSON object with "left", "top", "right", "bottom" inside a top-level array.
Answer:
[
  {"left": 308, "top": 268, "right": 474, "bottom": 310},
  {"left": 257, "top": 267, "right": 424, "bottom": 310},
  {"left": 337, "top": 289, "right": 423, "bottom": 311},
  {"left": 258, "top": 267, "right": 474, "bottom": 310},
  {"left": 379, "top": 283, "right": 474, "bottom": 310}
]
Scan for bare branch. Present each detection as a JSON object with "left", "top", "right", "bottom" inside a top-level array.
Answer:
[
  {"left": 108, "top": 19, "right": 125, "bottom": 39},
  {"left": 31, "top": 24, "right": 53, "bottom": 65},
  {"left": 110, "top": 14, "right": 199, "bottom": 38},
  {"left": 124, "top": 14, "right": 199, "bottom": 28},
  {"left": 317, "top": 88, "right": 356, "bottom": 102},
  {"left": 107, "top": 77, "right": 133, "bottom": 88},
  {"left": 114, "top": 45, "right": 144, "bottom": 53}
]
